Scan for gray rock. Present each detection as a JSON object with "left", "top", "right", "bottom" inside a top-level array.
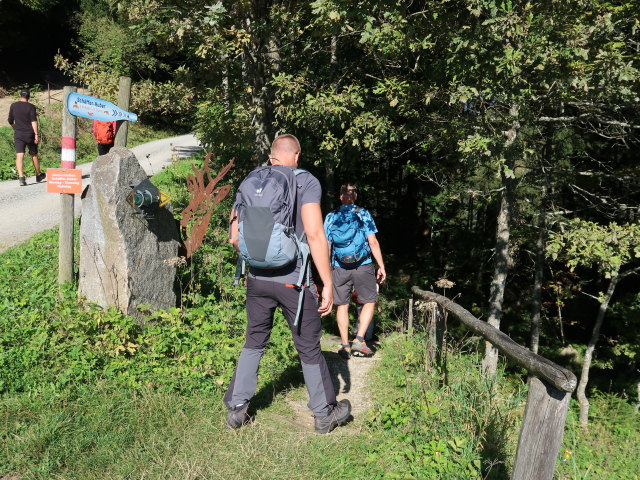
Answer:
[{"left": 79, "top": 147, "right": 181, "bottom": 321}]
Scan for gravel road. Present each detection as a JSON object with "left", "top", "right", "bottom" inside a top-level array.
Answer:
[{"left": 0, "top": 133, "right": 201, "bottom": 254}]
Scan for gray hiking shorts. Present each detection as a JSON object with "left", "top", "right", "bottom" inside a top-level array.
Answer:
[{"left": 332, "top": 263, "right": 377, "bottom": 305}]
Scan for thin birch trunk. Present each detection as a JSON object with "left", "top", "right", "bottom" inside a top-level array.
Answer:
[
  {"left": 576, "top": 275, "right": 619, "bottom": 426},
  {"left": 244, "top": 1, "right": 278, "bottom": 164},
  {"left": 530, "top": 166, "right": 548, "bottom": 354},
  {"left": 577, "top": 266, "right": 640, "bottom": 425},
  {"left": 482, "top": 104, "right": 519, "bottom": 376},
  {"left": 481, "top": 179, "right": 513, "bottom": 376},
  {"left": 323, "top": 34, "right": 338, "bottom": 209},
  {"left": 222, "top": 59, "right": 230, "bottom": 115}
]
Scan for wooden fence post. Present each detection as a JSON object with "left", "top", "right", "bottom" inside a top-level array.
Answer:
[
  {"left": 512, "top": 376, "right": 571, "bottom": 480},
  {"left": 407, "top": 295, "right": 414, "bottom": 332},
  {"left": 426, "top": 302, "right": 444, "bottom": 368},
  {"left": 114, "top": 76, "right": 132, "bottom": 148},
  {"left": 410, "top": 287, "right": 577, "bottom": 480},
  {"left": 58, "top": 86, "right": 77, "bottom": 286}
]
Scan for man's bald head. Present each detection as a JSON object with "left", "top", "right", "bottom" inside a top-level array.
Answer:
[{"left": 270, "top": 134, "right": 301, "bottom": 167}]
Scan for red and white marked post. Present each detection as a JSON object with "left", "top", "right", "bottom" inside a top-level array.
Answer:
[{"left": 60, "top": 136, "right": 76, "bottom": 169}]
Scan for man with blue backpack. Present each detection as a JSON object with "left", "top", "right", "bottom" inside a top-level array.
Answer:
[
  {"left": 224, "top": 134, "right": 351, "bottom": 434},
  {"left": 324, "top": 184, "right": 386, "bottom": 359}
]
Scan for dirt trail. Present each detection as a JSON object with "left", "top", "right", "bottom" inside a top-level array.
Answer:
[
  {"left": 281, "top": 335, "right": 381, "bottom": 433},
  {"left": 0, "top": 133, "right": 201, "bottom": 253}
]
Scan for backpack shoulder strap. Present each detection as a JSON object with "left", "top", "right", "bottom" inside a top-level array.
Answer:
[
  {"left": 352, "top": 206, "right": 367, "bottom": 228},
  {"left": 325, "top": 206, "right": 344, "bottom": 244}
]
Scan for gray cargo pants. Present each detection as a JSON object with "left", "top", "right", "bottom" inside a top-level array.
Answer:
[{"left": 223, "top": 277, "right": 337, "bottom": 416}]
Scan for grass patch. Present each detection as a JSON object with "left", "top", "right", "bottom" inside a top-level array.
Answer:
[
  {"left": 1, "top": 321, "right": 639, "bottom": 479},
  {"left": 557, "top": 393, "right": 640, "bottom": 480}
]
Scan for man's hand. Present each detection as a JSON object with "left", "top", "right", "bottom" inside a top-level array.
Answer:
[
  {"left": 317, "top": 286, "right": 334, "bottom": 316},
  {"left": 377, "top": 266, "right": 386, "bottom": 284},
  {"left": 229, "top": 234, "right": 239, "bottom": 250},
  {"left": 34, "top": 134, "right": 39, "bottom": 145}
]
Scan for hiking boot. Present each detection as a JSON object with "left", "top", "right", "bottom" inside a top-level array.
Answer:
[
  {"left": 35, "top": 172, "right": 46, "bottom": 183},
  {"left": 225, "top": 402, "right": 251, "bottom": 429},
  {"left": 314, "top": 399, "right": 352, "bottom": 434},
  {"left": 351, "top": 338, "right": 373, "bottom": 357},
  {"left": 338, "top": 345, "right": 351, "bottom": 360},
  {"left": 18, "top": 176, "right": 26, "bottom": 186}
]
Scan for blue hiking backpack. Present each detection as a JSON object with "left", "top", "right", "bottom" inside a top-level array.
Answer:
[
  {"left": 327, "top": 206, "right": 371, "bottom": 265},
  {"left": 235, "top": 165, "right": 310, "bottom": 325}
]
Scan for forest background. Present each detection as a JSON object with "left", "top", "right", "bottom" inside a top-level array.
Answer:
[{"left": 0, "top": 0, "right": 639, "bottom": 478}]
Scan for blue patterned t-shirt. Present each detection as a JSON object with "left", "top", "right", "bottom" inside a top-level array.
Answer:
[{"left": 324, "top": 204, "right": 378, "bottom": 268}]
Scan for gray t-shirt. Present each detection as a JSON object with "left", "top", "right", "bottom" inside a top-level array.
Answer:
[{"left": 238, "top": 169, "right": 321, "bottom": 285}]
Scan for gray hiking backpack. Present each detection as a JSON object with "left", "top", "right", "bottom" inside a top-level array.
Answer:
[{"left": 235, "top": 165, "right": 310, "bottom": 325}]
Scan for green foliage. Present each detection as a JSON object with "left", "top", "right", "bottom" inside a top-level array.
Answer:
[
  {"left": 365, "top": 334, "right": 524, "bottom": 479},
  {"left": 0, "top": 229, "right": 230, "bottom": 395},
  {"left": 54, "top": 55, "right": 196, "bottom": 124},
  {"left": 75, "top": 8, "right": 162, "bottom": 76},
  {"left": 192, "top": 94, "right": 255, "bottom": 170},
  {"left": 547, "top": 219, "right": 640, "bottom": 278},
  {"left": 15, "top": 0, "right": 59, "bottom": 11}
]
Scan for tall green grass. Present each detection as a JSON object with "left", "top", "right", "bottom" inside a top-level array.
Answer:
[{"left": 1, "top": 156, "right": 638, "bottom": 479}]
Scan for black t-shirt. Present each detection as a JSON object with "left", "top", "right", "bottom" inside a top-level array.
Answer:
[{"left": 8, "top": 101, "right": 37, "bottom": 135}]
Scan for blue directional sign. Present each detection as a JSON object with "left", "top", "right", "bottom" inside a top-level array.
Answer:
[{"left": 67, "top": 92, "right": 138, "bottom": 122}]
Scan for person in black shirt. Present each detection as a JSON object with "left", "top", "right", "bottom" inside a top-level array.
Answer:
[{"left": 7, "top": 89, "right": 45, "bottom": 186}]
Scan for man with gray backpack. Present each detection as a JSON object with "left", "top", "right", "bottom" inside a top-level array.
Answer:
[
  {"left": 324, "top": 184, "right": 386, "bottom": 359},
  {"left": 224, "top": 134, "right": 351, "bottom": 434}
]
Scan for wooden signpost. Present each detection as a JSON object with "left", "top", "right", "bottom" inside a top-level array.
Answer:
[
  {"left": 54, "top": 79, "right": 136, "bottom": 286},
  {"left": 53, "top": 86, "right": 77, "bottom": 285},
  {"left": 115, "top": 76, "right": 133, "bottom": 148},
  {"left": 66, "top": 91, "right": 138, "bottom": 123}
]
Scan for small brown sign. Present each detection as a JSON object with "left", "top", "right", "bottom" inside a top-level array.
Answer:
[{"left": 46, "top": 168, "right": 83, "bottom": 194}]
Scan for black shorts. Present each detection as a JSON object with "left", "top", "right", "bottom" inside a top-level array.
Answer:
[{"left": 14, "top": 134, "right": 38, "bottom": 155}]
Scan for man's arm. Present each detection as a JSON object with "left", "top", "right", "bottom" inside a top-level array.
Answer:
[
  {"left": 301, "top": 202, "right": 333, "bottom": 316},
  {"left": 229, "top": 208, "right": 239, "bottom": 250},
  {"left": 32, "top": 120, "right": 38, "bottom": 144},
  {"left": 367, "top": 233, "right": 386, "bottom": 284},
  {"left": 7, "top": 106, "right": 13, "bottom": 128}
]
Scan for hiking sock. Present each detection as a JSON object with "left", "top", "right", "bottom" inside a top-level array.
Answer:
[
  {"left": 356, "top": 335, "right": 365, "bottom": 343},
  {"left": 341, "top": 343, "right": 350, "bottom": 349}
]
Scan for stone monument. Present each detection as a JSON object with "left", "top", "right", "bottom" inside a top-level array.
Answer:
[{"left": 79, "top": 147, "right": 181, "bottom": 321}]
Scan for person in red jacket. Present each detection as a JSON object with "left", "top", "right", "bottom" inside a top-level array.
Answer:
[{"left": 93, "top": 120, "right": 117, "bottom": 155}]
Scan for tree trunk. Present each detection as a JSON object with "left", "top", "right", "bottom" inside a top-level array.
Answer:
[
  {"left": 243, "top": 1, "right": 278, "bottom": 164},
  {"left": 222, "top": 58, "right": 230, "bottom": 115},
  {"left": 481, "top": 178, "right": 513, "bottom": 376},
  {"left": 323, "top": 34, "right": 338, "bottom": 210},
  {"left": 576, "top": 275, "right": 619, "bottom": 426},
  {"left": 577, "top": 266, "right": 640, "bottom": 426},
  {"left": 530, "top": 166, "right": 548, "bottom": 354},
  {"left": 482, "top": 104, "right": 519, "bottom": 377}
]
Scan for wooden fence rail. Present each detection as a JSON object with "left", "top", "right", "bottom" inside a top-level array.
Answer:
[{"left": 410, "top": 287, "right": 577, "bottom": 480}]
